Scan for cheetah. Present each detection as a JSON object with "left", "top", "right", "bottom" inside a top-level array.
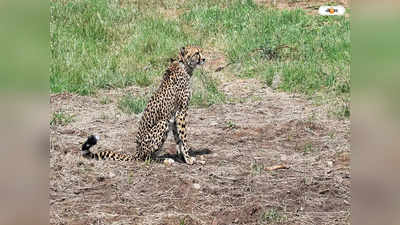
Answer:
[{"left": 81, "top": 46, "right": 206, "bottom": 165}]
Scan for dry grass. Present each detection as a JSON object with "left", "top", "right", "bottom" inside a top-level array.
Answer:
[{"left": 50, "top": 80, "right": 350, "bottom": 224}]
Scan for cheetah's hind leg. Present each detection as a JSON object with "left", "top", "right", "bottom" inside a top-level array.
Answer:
[{"left": 136, "top": 120, "right": 169, "bottom": 162}]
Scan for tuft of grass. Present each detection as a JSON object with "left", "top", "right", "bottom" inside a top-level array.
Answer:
[
  {"left": 303, "top": 142, "right": 314, "bottom": 155},
  {"left": 50, "top": 111, "right": 75, "bottom": 126},
  {"left": 260, "top": 208, "right": 287, "bottom": 224},
  {"left": 127, "top": 171, "right": 135, "bottom": 184},
  {"left": 133, "top": 71, "right": 153, "bottom": 87},
  {"left": 225, "top": 120, "right": 237, "bottom": 129},
  {"left": 191, "top": 70, "right": 225, "bottom": 107},
  {"left": 118, "top": 94, "right": 147, "bottom": 114},
  {"left": 330, "top": 96, "right": 350, "bottom": 119},
  {"left": 251, "top": 161, "right": 264, "bottom": 176},
  {"left": 99, "top": 112, "right": 109, "bottom": 120},
  {"left": 328, "top": 130, "right": 335, "bottom": 139},
  {"left": 99, "top": 96, "right": 112, "bottom": 104}
]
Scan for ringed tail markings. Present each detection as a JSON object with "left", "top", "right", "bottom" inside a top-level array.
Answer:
[{"left": 81, "top": 135, "right": 135, "bottom": 161}]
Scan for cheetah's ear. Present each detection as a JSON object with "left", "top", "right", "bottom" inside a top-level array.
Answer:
[{"left": 180, "top": 46, "right": 186, "bottom": 57}]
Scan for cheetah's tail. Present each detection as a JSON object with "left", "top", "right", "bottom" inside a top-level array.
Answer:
[{"left": 81, "top": 135, "right": 135, "bottom": 161}]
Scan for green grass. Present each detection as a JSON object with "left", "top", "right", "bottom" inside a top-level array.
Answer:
[
  {"left": 225, "top": 120, "right": 237, "bottom": 129},
  {"left": 303, "top": 142, "right": 314, "bottom": 154},
  {"left": 50, "top": 111, "right": 75, "bottom": 126},
  {"left": 260, "top": 208, "right": 287, "bottom": 224},
  {"left": 191, "top": 70, "right": 226, "bottom": 107},
  {"left": 50, "top": 0, "right": 197, "bottom": 95},
  {"left": 50, "top": 0, "right": 350, "bottom": 114},
  {"left": 99, "top": 96, "right": 112, "bottom": 104},
  {"left": 182, "top": 1, "right": 350, "bottom": 94},
  {"left": 251, "top": 161, "right": 264, "bottom": 176},
  {"left": 118, "top": 94, "right": 147, "bottom": 114}
]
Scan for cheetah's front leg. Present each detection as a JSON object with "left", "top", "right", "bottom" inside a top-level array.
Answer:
[{"left": 172, "top": 110, "right": 194, "bottom": 165}]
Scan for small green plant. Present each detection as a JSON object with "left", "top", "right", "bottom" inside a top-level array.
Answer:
[
  {"left": 100, "top": 96, "right": 112, "bottom": 104},
  {"left": 99, "top": 113, "right": 109, "bottom": 120},
  {"left": 118, "top": 95, "right": 147, "bottom": 114},
  {"left": 260, "top": 208, "right": 287, "bottom": 224},
  {"left": 303, "top": 142, "right": 313, "bottom": 154},
  {"left": 50, "top": 111, "right": 75, "bottom": 126},
  {"left": 251, "top": 162, "right": 264, "bottom": 175},
  {"left": 307, "top": 112, "right": 317, "bottom": 123},
  {"left": 226, "top": 120, "right": 237, "bottom": 129},
  {"left": 328, "top": 130, "right": 335, "bottom": 139},
  {"left": 286, "top": 134, "right": 292, "bottom": 142},
  {"left": 337, "top": 100, "right": 350, "bottom": 119},
  {"left": 127, "top": 171, "right": 135, "bottom": 184},
  {"left": 250, "top": 95, "right": 263, "bottom": 102}
]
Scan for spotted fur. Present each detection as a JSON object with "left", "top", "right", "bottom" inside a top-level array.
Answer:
[{"left": 81, "top": 46, "right": 206, "bottom": 164}]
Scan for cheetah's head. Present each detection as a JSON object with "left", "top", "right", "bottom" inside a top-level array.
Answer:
[{"left": 179, "top": 46, "right": 206, "bottom": 69}]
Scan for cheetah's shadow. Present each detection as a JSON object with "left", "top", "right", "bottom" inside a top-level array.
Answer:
[{"left": 156, "top": 148, "right": 212, "bottom": 164}]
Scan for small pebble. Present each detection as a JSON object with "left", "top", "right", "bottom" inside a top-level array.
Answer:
[
  {"left": 109, "top": 172, "right": 116, "bottom": 178},
  {"left": 193, "top": 183, "right": 201, "bottom": 189},
  {"left": 197, "top": 160, "right": 206, "bottom": 165},
  {"left": 211, "top": 153, "right": 219, "bottom": 158},
  {"left": 60, "top": 129, "right": 75, "bottom": 134},
  {"left": 163, "top": 158, "right": 175, "bottom": 166},
  {"left": 304, "top": 177, "right": 313, "bottom": 185},
  {"left": 209, "top": 122, "right": 218, "bottom": 126}
]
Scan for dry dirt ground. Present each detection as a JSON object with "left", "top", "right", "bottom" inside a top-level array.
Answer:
[{"left": 50, "top": 77, "right": 350, "bottom": 224}]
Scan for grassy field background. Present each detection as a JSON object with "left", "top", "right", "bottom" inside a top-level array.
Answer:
[{"left": 50, "top": 0, "right": 350, "bottom": 117}]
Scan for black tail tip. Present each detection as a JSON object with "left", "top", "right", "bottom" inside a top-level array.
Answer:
[
  {"left": 81, "top": 135, "right": 99, "bottom": 151},
  {"left": 87, "top": 135, "right": 99, "bottom": 144}
]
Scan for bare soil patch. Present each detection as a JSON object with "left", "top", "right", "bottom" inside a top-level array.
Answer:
[{"left": 50, "top": 78, "right": 350, "bottom": 224}]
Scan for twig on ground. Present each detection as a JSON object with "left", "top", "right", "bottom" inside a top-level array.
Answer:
[{"left": 265, "top": 164, "right": 289, "bottom": 171}]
